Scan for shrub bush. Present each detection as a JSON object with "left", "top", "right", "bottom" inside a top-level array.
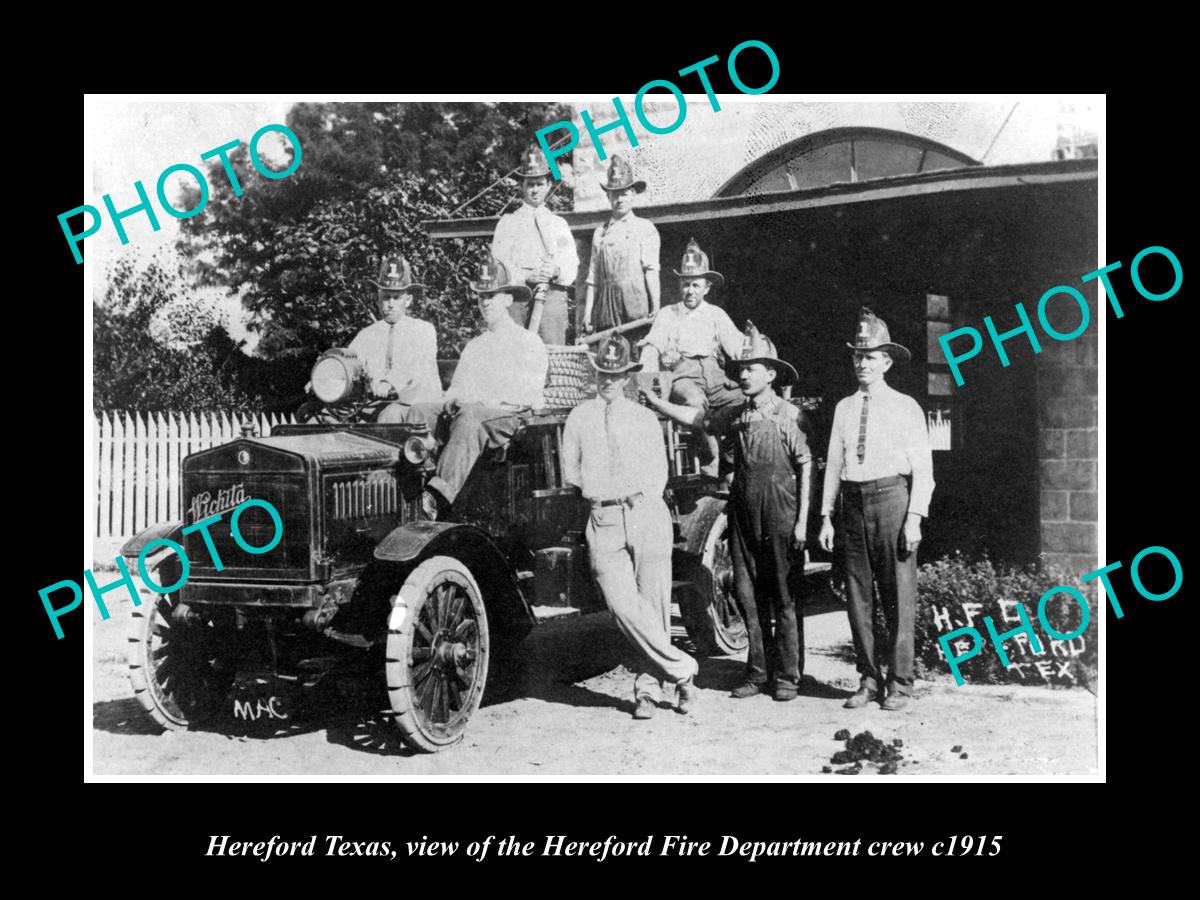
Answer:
[{"left": 915, "top": 553, "right": 1096, "bottom": 688}]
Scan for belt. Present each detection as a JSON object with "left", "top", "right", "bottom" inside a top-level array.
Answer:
[
  {"left": 841, "top": 475, "right": 907, "bottom": 493},
  {"left": 591, "top": 492, "right": 644, "bottom": 509}
]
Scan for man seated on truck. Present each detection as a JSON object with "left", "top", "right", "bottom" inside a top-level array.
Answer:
[
  {"left": 638, "top": 238, "right": 744, "bottom": 477},
  {"left": 401, "top": 254, "right": 549, "bottom": 519},
  {"left": 350, "top": 253, "right": 443, "bottom": 411}
]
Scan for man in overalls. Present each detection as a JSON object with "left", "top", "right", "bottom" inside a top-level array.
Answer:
[{"left": 644, "top": 323, "right": 812, "bottom": 701}]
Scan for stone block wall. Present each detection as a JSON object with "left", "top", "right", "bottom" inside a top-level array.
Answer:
[{"left": 1036, "top": 290, "right": 1099, "bottom": 575}]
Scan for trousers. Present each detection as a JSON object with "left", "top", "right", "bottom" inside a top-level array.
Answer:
[
  {"left": 401, "top": 402, "right": 522, "bottom": 504},
  {"left": 840, "top": 478, "right": 917, "bottom": 694},
  {"left": 668, "top": 356, "right": 743, "bottom": 413},
  {"left": 728, "top": 411, "right": 803, "bottom": 689},
  {"left": 586, "top": 495, "right": 698, "bottom": 698},
  {"left": 509, "top": 287, "right": 569, "bottom": 345}
]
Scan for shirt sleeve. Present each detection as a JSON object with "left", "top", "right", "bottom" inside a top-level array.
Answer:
[
  {"left": 521, "top": 335, "right": 549, "bottom": 408},
  {"left": 586, "top": 226, "right": 602, "bottom": 287},
  {"left": 715, "top": 308, "right": 745, "bottom": 360},
  {"left": 448, "top": 341, "right": 477, "bottom": 403},
  {"left": 417, "top": 323, "right": 443, "bottom": 402},
  {"left": 562, "top": 409, "right": 583, "bottom": 490},
  {"left": 639, "top": 219, "right": 661, "bottom": 272},
  {"left": 347, "top": 328, "right": 372, "bottom": 377},
  {"left": 902, "top": 396, "right": 936, "bottom": 518},
  {"left": 780, "top": 406, "right": 812, "bottom": 468},
  {"left": 491, "top": 215, "right": 514, "bottom": 266},
  {"left": 553, "top": 218, "right": 579, "bottom": 285},
  {"left": 821, "top": 400, "right": 847, "bottom": 516},
  {"left": 643, "top": 305, "right": 672, "bottom": 351}
]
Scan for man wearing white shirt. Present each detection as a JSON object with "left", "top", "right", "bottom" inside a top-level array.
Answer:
[
  {"left": 402, "top": 255, "right": 548, "bottom": 518},
  {"left": 819, "top": 308, "right": 935, "bottom": 711},
  {"left": 491, "top": 145, "right": 579, "bottom": 344},
  {"left": 562, "top": 335, "right": 698, "bottom": 719},
  {"left": 347, "top": 254, "right": 443, "bottom": 417},
  {"left": 640, "top": 239, "right": 745, "bottom": 476}
]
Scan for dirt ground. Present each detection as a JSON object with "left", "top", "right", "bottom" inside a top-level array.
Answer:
[{"left": 91, "top": 587, "right": 1097, "bottom": 778}]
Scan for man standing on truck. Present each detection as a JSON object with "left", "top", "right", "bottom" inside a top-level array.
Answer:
[
  {"left": 638, "top": 239, "right": 744, "bottom": 477},
  {"left": 402, "top": 254, "right": 549, "bottom": 519},
  {"left": 562, "top": 334, "right": 699, "bottom": 720},
  {"left": 491, "top": 145, "right": 578, "bottom": 344},
  {"left": 818, "top": 308, "right": 935, "bottom": 711},
  {"left": 644, "top": 323, "right": 812, "bottom": 702},
  {"left": 348, "top": 253, "right": 443, "bottom": 412}
]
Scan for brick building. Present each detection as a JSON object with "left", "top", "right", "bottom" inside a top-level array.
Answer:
[{"left": 430, "top": 100, "right": 1099, "bottom": 571}]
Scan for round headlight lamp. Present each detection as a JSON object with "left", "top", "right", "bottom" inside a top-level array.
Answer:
[
  {"left": 403, "top": 434, "right": 437, "bottom": 465},
  {"left": 311, "top": 349, "right": 365, "bottom": 405}
]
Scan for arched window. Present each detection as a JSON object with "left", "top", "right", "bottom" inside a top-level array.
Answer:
[{"left": 717, "top": 127, "right": 979, "bottom": 197}]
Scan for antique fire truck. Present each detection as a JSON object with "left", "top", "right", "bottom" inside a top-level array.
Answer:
[{"left": 123, "top": 345, "right": 824, "bottom": 752}]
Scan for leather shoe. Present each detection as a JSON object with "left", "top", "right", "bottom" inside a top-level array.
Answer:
[
  {"left": 730, "top": 681, "right": 766, "bottom": 699},
  {"left": 843, "top": 685, "right": 878, "bottom": 709},
  {"left": 633, "top": 696, "right": 656, "bottom": 719},
  {"left": 881, "top": 692, "right": 910, "bottom": 711},
  {"left": 773, "top": 685, "right": 799, "bottom": 702},
  {"left": 676, "top": 677, "right": 698, "bottom": 715}
]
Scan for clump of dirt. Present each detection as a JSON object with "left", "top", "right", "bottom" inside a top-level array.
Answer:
[
  {"left": 826, "top": 730, "right": 904, "bottom": 775},
  {"left": 951, "top": 745, "right": 963, "bottom": 753}
]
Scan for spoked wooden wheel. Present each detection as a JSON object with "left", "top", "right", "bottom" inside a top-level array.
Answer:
[
  {"left": 386, "top": 556, "right": 489, "bottom": 752},
  {"left": 679, "top": 496, "right": 749, "bottom": 655},
  {"left": 128, "top": 555, "right": 235, "bottom": 731}
]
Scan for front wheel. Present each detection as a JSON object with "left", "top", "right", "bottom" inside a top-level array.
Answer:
[
  {"left": 677, "top": 496, "right": 748, "bottom": 655},
  {"left": 127, "top": 553, "right": 235, "bottom": 731},
  {"left": 385, "top": 556, "right": 489, "bottom": 752}
]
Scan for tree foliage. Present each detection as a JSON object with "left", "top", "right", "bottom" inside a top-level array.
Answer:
[
  {"left": 178, "top": 102, "right": 573, "bottom": 401},
  {"left": 94, "top": 254, "right": 263, "bottom": 412}
]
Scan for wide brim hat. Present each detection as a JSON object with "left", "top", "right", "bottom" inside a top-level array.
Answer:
[
  {"left": 599, "top": 154, "right": 647, "bottom": 194},
  {"left": 590, "top": 334, "right": 643, "bottom": 374},
  {"left": 673, "top": 237, "right": 725, "bottom": 288},
  {"left": 724, "top": 321, "right": 797, "bottom": 386},
  {"left": 470, "top": 253, "right": 532, "bottom": 302},
  {"left": 846, "top": 306, "right": 911, "bottom": 362},
  {"left": 516, "top": 144, "right": 551, "bottom": 179},
  {"left": 370, "top": 254, "right": 425, "bottom": 293}
]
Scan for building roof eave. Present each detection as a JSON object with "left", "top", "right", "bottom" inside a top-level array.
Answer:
[{"left": 424, "top": 158, "right": 1097, "bottom": 240}]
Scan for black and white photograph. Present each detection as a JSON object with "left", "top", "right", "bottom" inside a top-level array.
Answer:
[{"left": 81, "top": 93, "right": 1105, "bottom": 780}]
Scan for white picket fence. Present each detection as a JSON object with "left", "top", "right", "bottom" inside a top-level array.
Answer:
[{"left": 93, "top": 410, "right": 297, "bottom": 540}]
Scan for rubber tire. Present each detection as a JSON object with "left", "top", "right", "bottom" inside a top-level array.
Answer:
[
  {"left": 386, "top": 556, "right": 490, "bottom": 753},
  {"left": 127, "top": 553, "right": 233, "bottom": 732},
  {"left": 677, "top": 496, "right": 749, "bottom": 655}
]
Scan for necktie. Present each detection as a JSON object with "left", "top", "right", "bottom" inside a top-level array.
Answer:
[
  {"left": 605, "top": 402, "right": 623, "bottom": 488},
  {"left": 856, "top": 392, "right": 870, "bottom": 465},
  {"left": 385, "top": 322, "right": 396, "bottom": 372}
]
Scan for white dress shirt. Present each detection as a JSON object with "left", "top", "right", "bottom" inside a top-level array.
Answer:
[
  {"left": 562, "top": 396, "right": 668, "bottom": 501},
  {"left": 448, "top": 317, "right": 548, "bottom": 409},
  {"left": 347, "top": 316, "right": 442, "bottom": 403},
  {"left": 821, "top": 380, "right": 936, "bottom": 517},
  {"left": 492, "top": 203, "right": 579, "bottom": 287}
]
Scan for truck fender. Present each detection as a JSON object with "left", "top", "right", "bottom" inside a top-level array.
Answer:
[
  {"left": 119, "top": 521, "right": 184, "bottom": 561},
  {"left": 374, "top": 521, "right": 534, "bottom": 629}
]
